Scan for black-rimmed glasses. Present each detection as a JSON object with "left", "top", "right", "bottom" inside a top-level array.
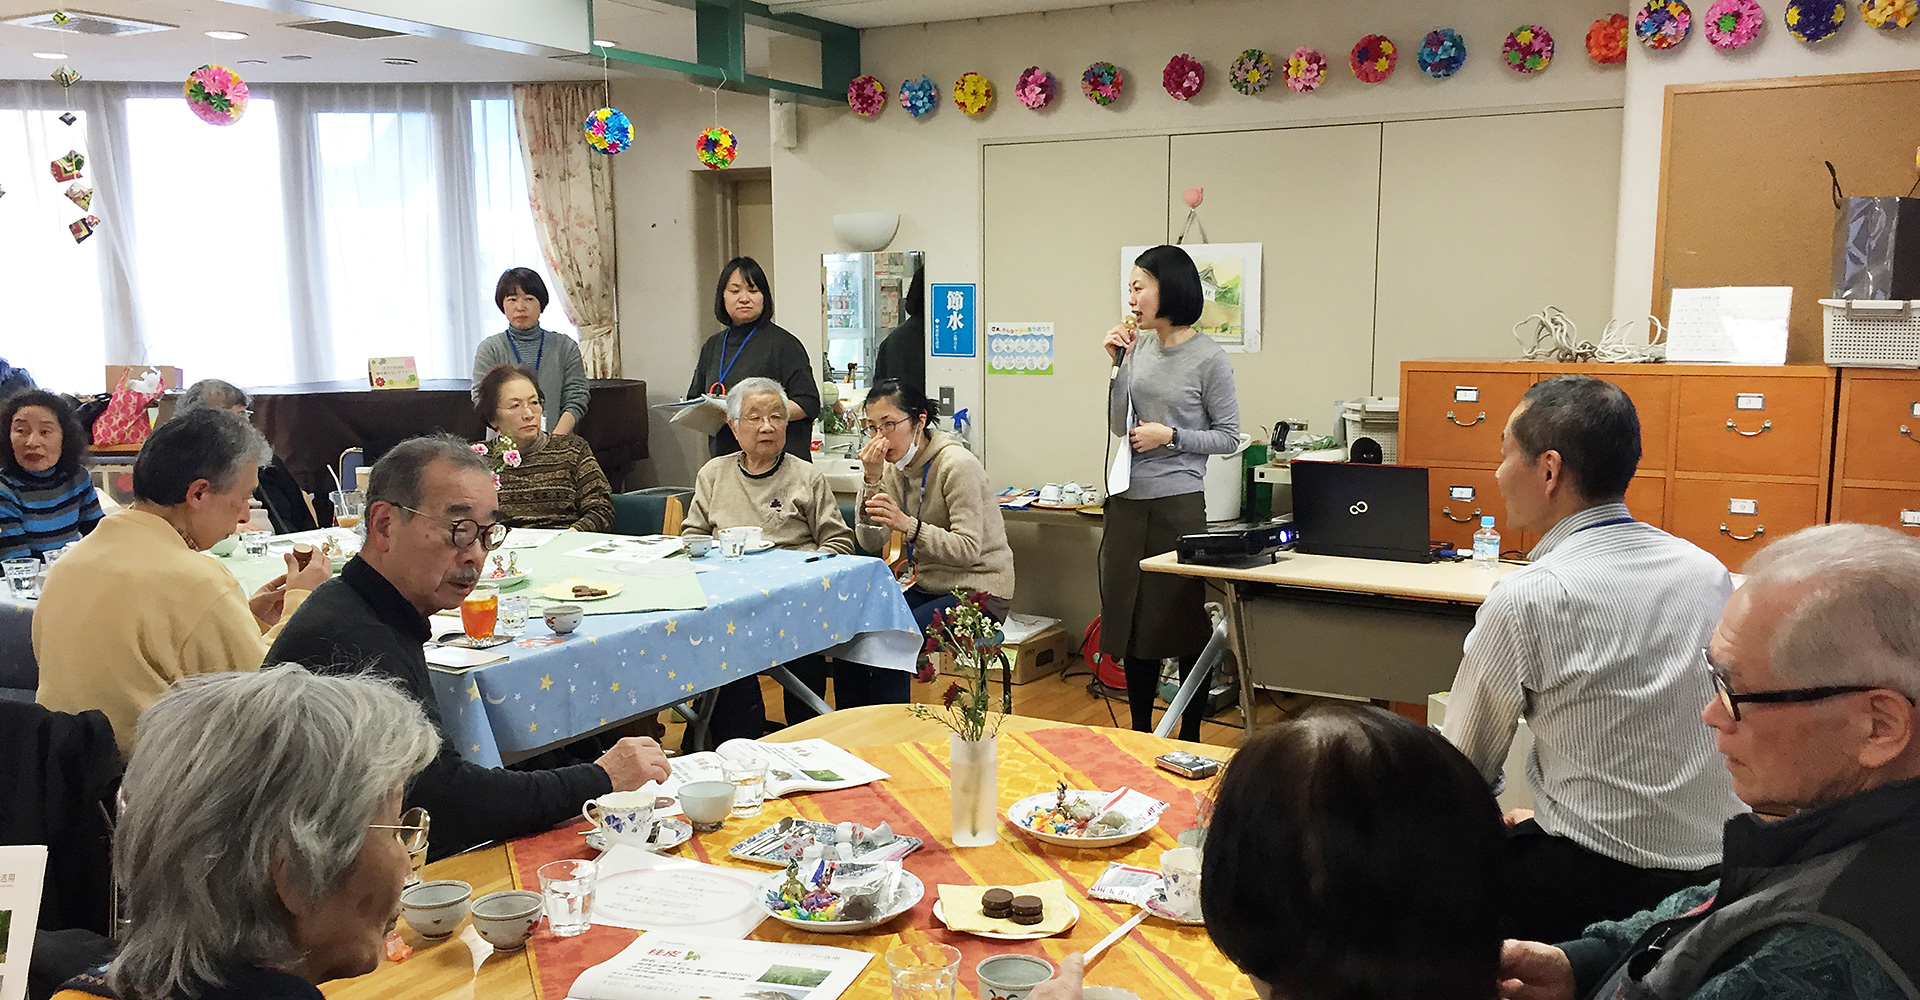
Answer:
[
  {"left": 368, "top": 806, "right": 431, "bottom": 854},
  {"left": 862, "top": 416, "right": 910, "bottom": 437},
  {"left": 397, "top": 505, "right": 510, "bottom": 551},
  {"left": 1702, "top": 647, "right": 1885, "bottom": 723}
]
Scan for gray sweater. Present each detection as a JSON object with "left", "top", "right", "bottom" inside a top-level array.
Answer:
[
  {"left": 1107, "top": 331, "right": 1240, "bottom": 500},
  {"left": 473, "top": 325, "right": 590, "bottom": 425}
]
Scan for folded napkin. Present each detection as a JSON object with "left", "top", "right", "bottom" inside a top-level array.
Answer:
[{"left": 936, "top": 880, "right": 1077, "bottom": 936}]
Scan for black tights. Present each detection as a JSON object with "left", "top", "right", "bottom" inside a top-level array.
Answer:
[{"left": 1124, "top": 655, "right": 1207, "bottom": 743}]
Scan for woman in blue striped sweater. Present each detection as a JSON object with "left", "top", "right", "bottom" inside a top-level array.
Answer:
[{"left": 1, "top": 390, "right": 102, "bottom": 560}]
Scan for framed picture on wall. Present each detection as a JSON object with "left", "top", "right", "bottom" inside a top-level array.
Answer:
[{"left": 1120, "top": 243, "right": 1263, "bottom": 353}]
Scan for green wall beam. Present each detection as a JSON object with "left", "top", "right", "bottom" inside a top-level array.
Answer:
[{"left": 590, "top": 0, "right": 858, "bottom": 107}]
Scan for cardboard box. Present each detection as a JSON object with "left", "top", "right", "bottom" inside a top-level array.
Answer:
[{"left": 937, "top": 624, "right": 1071, "bottom": 685}]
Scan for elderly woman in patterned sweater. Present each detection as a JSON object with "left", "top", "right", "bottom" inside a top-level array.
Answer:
[
  {"left": 0, "top": 389, "right": 103, "bottom": 560},
  {"left": 475, "top": 364, "right": 613, "bottom": 532}
]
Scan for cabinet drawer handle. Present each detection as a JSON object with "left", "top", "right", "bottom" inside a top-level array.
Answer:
[
  {"left": 1724, "top": 418, "right": 1773, "bottom": 437},
  {"left": 1442, "top": 506, "right": 1481, "bottom": 523},
  {"left": 1719, "top": 523, "right": 1766, "bottom": 542},
  {"left": 1446, "top": 410, "right": 1487, "bottom": 427},
  {"left": 1902, "top": 425, "right": 1919, "bottom": 444}
]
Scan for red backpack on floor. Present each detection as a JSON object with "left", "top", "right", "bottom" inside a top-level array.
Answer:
[{"left": 1082, "top": 617, "right": 1128, "bottom": 690}]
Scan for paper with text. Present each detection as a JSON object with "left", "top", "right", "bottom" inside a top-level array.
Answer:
[
  {"left": 569, "top": 931, "right": 872, "bottom": 1000},
  {"left": 1667, "top": 287, "right": 1792, "bottom": 364}
]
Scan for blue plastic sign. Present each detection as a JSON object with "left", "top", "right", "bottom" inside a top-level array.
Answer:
[{"left": 931, "top": 282, "right": 977, "bottom": 358}]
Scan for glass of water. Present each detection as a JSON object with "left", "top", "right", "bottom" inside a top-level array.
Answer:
[
  {"left": 718, "top": 526, "right": 752, "bottom": 562},
  {"left": 4, "top": 558, "right": 41, "bottom": 599},
  {"left": 498, "top": 594, "right": 530, "bottom": 636},
  {"left": 537, "top": 858, "right": 596, "bottom": 937},
  {"left": 240, "top": 530, "right": 271, "bottom": 561},
  {"left": 724, "top": 758, "right": 769, "bottom": 817},
  {"left": 885, "top": 944, "right": 961, "bottom": 1000}
]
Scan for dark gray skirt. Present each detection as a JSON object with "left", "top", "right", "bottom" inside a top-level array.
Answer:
[{"left": 1099, "top": 491, "right": 1210, "bottom": 660}]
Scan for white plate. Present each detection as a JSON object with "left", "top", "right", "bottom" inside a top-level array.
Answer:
[
  {"left": 585, "top": 817, "right": 693, "bottom": 853},
  {"left": 477, "top": 572, "right": 529, "bottom": 588},
  {"left": 744, "top": 541, "right": 776, "bottom": 554},
  {"left": 932, "top": 898, "right": 1081, "bottom": 940},
  {"left": 1007, "top": 791, "right": 1157, "bottom": 848},
  {"left": 539, "top": 578, "right": 625, "bottom": 601},
  {"left": 757, "top": 869, "right": 923, "bottom": 934},
  {"left": 1137, "top": 886, "right": 1203, "bottom": 926}
]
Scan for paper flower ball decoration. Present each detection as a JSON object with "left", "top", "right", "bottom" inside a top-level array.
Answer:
[
  {"left": 1863, "top": 0, "right": 1919, "bottom": 28},
  {"left": 1503, "top": 25, "right": 1555, "bottom": 73},
  {"left": 847, "top": 75, "right": 887, "bottom": 117},
  {"left": 899, "top": 76, "right": 938, "bottom": 118},
  {"left": 1350, "top": 35, "right": 1397, "bottom": 83},
  {"left": 1284, "top": 47, "right": 1328, "bottom": 93},
  {"left": 1082, "top": 62, "right": 1124, "bottom": 106},
  {"left": 184, "top": 64, "right": 248, "bottom": 126},
  {"left": 1228, "top": 49, "right": 1273, "bottom": 95},
  {"left": 1636, "top": 1, "right": 1694, "bottom": 48},
  {"left": 1587, "top": 14, "right": 1631, "bottom": 62},
  {"left": 582, "top": 107, "right": 632, "bottom": 155},
  {"left": 1417, "top": 28, "right": 1468, "bottom": 78},
  {"left": 953, "top": 72, "right": 994, "bottom": 115},
  {"left": 1015, "top": 67, "right": 1056, "bottom": 109},
  {"left": 1787, "top": 0, "right": 1847, "bottom": 39},
  {"left": 1703, "top": 0, "right": 1766, "bottom": 46},
  {"left": 1163, "top": 54, "right": 1204, "bottom": 100},
  {"left": 51, "top": 65, "right": 80, "bottom": 88},
  {"left": 695, "top": 126, "right": 736, "bottom": 169}
]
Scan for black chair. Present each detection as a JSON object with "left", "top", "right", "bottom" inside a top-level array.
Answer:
[{"left": 1, "top": 603, "right": 36, "bottom": 702}]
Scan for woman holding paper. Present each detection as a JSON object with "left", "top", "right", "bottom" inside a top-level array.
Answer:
[
  {"left": 1098, "top": 245, "right": 1240, "bottom": 743},
  {"left": 687, "top": 257, "right": 820, "bottom": 462},
  {"left": 475, "top": 363, "right": 613, "bottom": 532}
]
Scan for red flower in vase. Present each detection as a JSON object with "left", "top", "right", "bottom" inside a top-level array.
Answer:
[{"left": 942, "top": 682, "right": 962, "bottom": 708}]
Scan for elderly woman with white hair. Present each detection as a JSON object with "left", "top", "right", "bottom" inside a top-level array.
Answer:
[{"left": 52, "top": 666, "right": 440, "bottom": 1000}]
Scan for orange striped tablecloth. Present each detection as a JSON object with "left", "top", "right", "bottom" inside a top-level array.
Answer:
[{"left": 507, "top": 725, "right": 1251, "bottom": 1000}]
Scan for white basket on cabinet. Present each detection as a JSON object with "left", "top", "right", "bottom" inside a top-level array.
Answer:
[
  {"left": 1340, "top": 396, "right": 1400, "bottom": 463},
  {"left": 1821, "top": 299, "right": 1920, "bottom": 368}
]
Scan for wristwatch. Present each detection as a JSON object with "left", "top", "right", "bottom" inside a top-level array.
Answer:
[{"left": 1166, "top": 427, "right": 1180, "bottom": 451}]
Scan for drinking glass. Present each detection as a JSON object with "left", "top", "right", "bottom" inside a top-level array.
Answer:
[
  {"left": 498, "top": 594, "right": 529, "bottom": 635},
  {"left": 886, "top": 944, "right": 961, "bottom": 1000},
  {"left": 724, "top": 758, "right": 769, "bottom": 818},
  {"left": 4, "top": 558, "right": 40, "bottom": 599},
  {"left": 331, "top": 490, "right": 367, "bottom": 530},
  {"left": 537, "top": 859, "right": 596, "bottom": 937},
  {"left": 41, "top": 544, "right": 68, "bottom": 567},
  {"left": 718, "top": 526, "right": 752, "bottom": 562},
  {"left": 240, "top": 530, "right": 271, "bottom": 561},
  {"left": 461, "top": 592, "right": 498, "bottom": 640}
]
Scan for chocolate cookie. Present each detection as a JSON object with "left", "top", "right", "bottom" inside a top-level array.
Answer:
[
  {"left": 981, "top": 887, "right": 1014, "bottom": 919},
  {"left": 1009, "top": 894, "right": 1044, "bottom": 926}
]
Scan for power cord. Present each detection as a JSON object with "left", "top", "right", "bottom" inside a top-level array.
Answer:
[{"left": 1512, "top": 306, "right": 1668, "bottom": 364}]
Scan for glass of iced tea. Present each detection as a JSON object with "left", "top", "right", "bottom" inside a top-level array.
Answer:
[
  {"left": 330, "top": 490, "right": 366, "bottom": 530},
  {"left": 461, "top": 591, "right": 498, "bottom": 640}
]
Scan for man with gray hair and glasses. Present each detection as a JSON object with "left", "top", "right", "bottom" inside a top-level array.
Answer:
[
  {"left": 270, "top": 434, "right": 669, "bottom": 858},
  {"left": 1499, "top": 523, "right": 1920, "bottom": 1000}
]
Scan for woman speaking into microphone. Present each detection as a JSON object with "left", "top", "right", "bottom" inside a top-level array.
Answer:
[{"left": 1100, "top": 245, "right": 1240, "bottom": 742}]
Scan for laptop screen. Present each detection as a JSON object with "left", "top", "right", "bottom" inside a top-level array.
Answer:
[{"left": 1290, "top": 462, "right": 1432, "bottom": 563}]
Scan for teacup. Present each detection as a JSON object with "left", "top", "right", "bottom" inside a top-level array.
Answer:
[
  {"left": 399, "top": 879, "right": 472, "bottom": 940},
  {"left": 678, "top": 780, "right": 736, "bottom": 833},
  {"left": 1161, "top": 847, "right": 1202, "bottom": 919},
  {"left": 977, "top": 955, "right": 1056, "bottom": 1000},
  {"left": 1059, "top": 483, "right": 1085, "bottom": 505},
  {"left": 684, "top": 535, "right": 714, "bottom": 557},
  {"left": 583, "top": 790, "right": 657, "bottom": 848},
  {"left": 1038, "top": 482, "right": 1064, "bottom": 504},
  {"left": 208, "top": 535, "right": 238, "bottom": 557},
  {"left": 471, "top": 890, "right": 543, "bottom": 951},
  {"left": 544, "top": 604, "right": 583, "bottom": 635}
]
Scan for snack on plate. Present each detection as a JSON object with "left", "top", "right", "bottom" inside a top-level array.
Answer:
[
  {"left": 572, "top": 584, "right": 609, "bottom": 598},
  {"left": 767, "top": 859, "right": 898, "bottom": 923},
  {"left": 486, "top": 553, "right": 521, "bottom": 579},
  {"left": 1023, "top": 781, "right": 1131, "bottom": 837},
  {"left": 981, "top": 887, "right": 1014, "bottom": 919},
  {"left": 1009, "top": 894, "right": 1045, "bottom": 926}
]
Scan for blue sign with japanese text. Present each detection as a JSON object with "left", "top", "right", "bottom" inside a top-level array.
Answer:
[{"left": 931, "top": 282, "right": 977, "bottom": 358}]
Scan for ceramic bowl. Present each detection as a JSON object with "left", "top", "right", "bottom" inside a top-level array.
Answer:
[
  {"left": 544, "top": 604, "right": 584, "bottom": 635},
  {"left": 977, "top": 954, "right": 1056, "bottom": 1000},
  {"left": 399, "top": 879, "right": 472, "bottom": 940},
  {"left": 208, "top": 536, "right": 238, "bottom": 557},
  {"left": 684, "top": 535, "right": 713, "bottom": 557},
  {"left": 678, "top": 780, "right": 736, "bottom": 832},
  {"left": 471, "top": 890, "right": 543, "bottom": 951}
]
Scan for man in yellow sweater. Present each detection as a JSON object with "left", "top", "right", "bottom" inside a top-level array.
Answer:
[{"left": 34, "top": 409, "right": 330, "bottom": 753}]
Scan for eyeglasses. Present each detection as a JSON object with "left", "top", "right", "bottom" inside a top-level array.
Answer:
[
  {"left": 1702, "top": 647, "right": 1886, "bottom": 723},
  {"left": 738, "top": 412, "right": 787, "bottom": 427},
  {"left": 368, "top": 806, "right": 431, "bottom": 854},
  {"left": 862, "top": 417, "right": 911, "bottom": 437},
  {"left": 397, "top": 504, "right": 510, "bottom": 551}
]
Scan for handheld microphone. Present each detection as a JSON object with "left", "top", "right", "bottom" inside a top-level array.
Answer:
[{"left": 1111, "top": 315, "right": 1136, "bottom": 379}]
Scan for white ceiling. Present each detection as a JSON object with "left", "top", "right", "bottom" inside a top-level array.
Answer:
[{"left": 763, "top": 0, "right": 1152, "bottom": 29}]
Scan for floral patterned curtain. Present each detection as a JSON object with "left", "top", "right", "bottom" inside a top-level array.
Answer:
[{"left": 511, "top": 83, "right": 620, "bottom": 377}]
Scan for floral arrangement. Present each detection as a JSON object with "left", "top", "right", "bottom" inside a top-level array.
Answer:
[
  {"left": 1863, "top": 0, "right": 1919, "bottom": 29},
  {"left": 1417, "top": 28, "right": 1468, "bottom": 78},
  {"left": 1015, "top": 66, "right": 1056, "bottom": 109},
  {"left": 1162, "top": 54, "right": 1204, "bottom": 100},
  {"left": 1285, "top": 47, "right": 1328, "bottom": 92},
  {"left": 471, "top": 438, "right": 522, "bottom": 476},
  {"left": 1787, "top": 0, "right": 1847, "bottom": 39},
  {"left": 184, "top": 64, "right": 248, "bottom": 126},
  {"left": 696, "top": 126, "right": 736, "bottom": 169},
  {"left": 1704, "top": 0, "right": 1766, "bottom": 46},
  {"left": 900, "top": 75, "right": 938, "bottom": 118},
  {"left": 582, "top": 107, "right": 631, "bottom": 155},
  {"left": 1082, "top": 62, "right": 1124, "bottom": 106},
  {"left": 847, "top": 75, "right": 887, "bottom": 117},
  {"left": 1587, "top": 14, "right": 1631, "bottom": 62},
  {"left": 909, "top": 590, "right": 1012, "bottom": 742},
  {"left": 1504, "top": 25, "right": 1555, "bottom": 73},
  {"left": 1350, "top": 35, "right": 1397, "bottom": 83},
  {"left": 1229, "top": 49, "right": 1274, "bottom": 94},
  {"left": 954, "top": 72, "right": 994, "bottom": 115},
  {"left": 1636, "top": 0, "right": 1694, "bottom": 48}
]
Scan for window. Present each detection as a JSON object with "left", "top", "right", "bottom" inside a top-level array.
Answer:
[
  {"left": 0, "top": 108, "right": 105, "bottom": 392},
  {"left": 472, "top": 98, "right": 577, "bottom": 342}
]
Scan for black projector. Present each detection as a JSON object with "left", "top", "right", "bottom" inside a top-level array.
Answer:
[{"left": 1177, "top": 517, "right": 1297, "bottom": 565}]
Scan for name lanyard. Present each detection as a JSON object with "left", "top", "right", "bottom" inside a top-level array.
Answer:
[
  {"left": 508, "top": 330, "right": 546, "bottom": 372},
  {"left": 903, "top": 461, "right": 931, "bottom": 565},
  {"left": 712, "top": 326, "right": 759, "bottom": 391},
  {"left": 1576, "top": 516, "right": 1635, "bottom": 533}
]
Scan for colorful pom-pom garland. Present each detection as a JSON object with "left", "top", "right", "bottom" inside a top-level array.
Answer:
[
  {"left": 1787, "top": 0, "right": 1847, "bottom": 39},
  {"left": 1162, "top": 54, "right": 1204, "bottom": 100},
  {"left": 1418, "top": 28, "right": 1468, "bottom": 78},
  {"left": 847, "top": 75, "right": 886, "bottom": 117},
  {"left": 899, "top": 75, "right": 938, "bottom": 118},
  {"left": 1082, "top": 62, "right": 1124, "bottom": 106},
  {"left": 582, "top": 107, "right": 631, "bottom": 155},
  {"left": 1350, "top": 35, "right": 1397, "bottom": 83},
  {"left": 1284, "top": 47, "right": 1328, "bottom": 93},
  {"left": 954, "top": 72, "right": 994, "bottom": 115},
  {"left": 696, "top": 126, "right": 736, "bottom": 169},
  {"left": 1636, "top": 0, "right": 1694, "bottom": 47},
  {"left": 1703, "top": 0, "right": 1766, "bottom": 47},
  {"left": 1503, "top": 25, "right": 1555, "bottom": 73},
  {"left": 1229, "top": 49, "right": 1273, "bottom": 95},
  {"left": 1015, "top": 67, "right": 1056, "bottom": 109},
  {"left": 184, "top": 64, "right": 248, "bottom": 126},
  {"left": 1587, "top": 14, "right": 1631, "bottom": 63},
  {"left": 1862, "top": 0, "right": 1919, "bottom": 29}
]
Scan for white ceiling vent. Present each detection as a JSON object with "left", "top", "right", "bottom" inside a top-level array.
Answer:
[
  {"left": 286, "top": 20, "right": 408, "bottom": 40},
  {"left": 2, "top": 9, "right": 176, "bottom": 36}
]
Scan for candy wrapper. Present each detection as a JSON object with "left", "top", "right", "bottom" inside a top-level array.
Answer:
[
  {"left": 1863, "top": 0, "right": 1919, "bottom": 29},
  {"left": 1418, "top": 28, "right": 1468, "bottom": 78},
  {"left": 1704, "top": 0, "right": 1766, "bottom": 46},
  {"left": 1015, "top": 66, "right": 1056, "bottom": 109},
  {"left": 1786, "top": 0, "right": 1847, "bottom": 40},
  {"left": 50, "top": 150, "right": 83, "bottom": 183},
  {"left": 847, "top": 75, "right": 886, "bottom": 117},
  {"left": 954, "top": 71, "right": 994, "bottom": 115},
  {"left": 1088, "top": 862, "right": 1165, "bottom": 904},
  {"left": 1284, "top": 47, "right": 1327, "bottom": 93},
  {"left": 184, "top": 64, "right": 248, "bottom": 126},
  {"left": 1504, "top": 25, "right": 1555, "bottom": 73},
  {"left": 1162, "top": 54, "right": 1204, "bottom": 100},
  {"left": 64, "top": 183, "right": 91, "bottom": 211},
  {"left": 582, "top": 107, "right": 631, "bottom": 155},
  {"left": 1082, "top": 62, "right": 1124, "bottom": 106},
  {"left": 899, "top": 75, "right": 938, "bottom": 118},
  {"left": 695, "top": 126, "right": 736, "bottom": 169},
  {"left": 1020, "top": 784, "right": 1168, "bottom": 838},
  {"left": 1350, "top": 34, "right": 1397, "bottom": 83},
  {"left": 1636, "top": 0, "right": 1694, "bottom": 48},
  {"left": 1229, "top": 48, "right": 1273, "bottom": 95},
  {"left": 70, "top": 215, "right": 99, "bottom": 244},
  {"left": 730, "top": 816, "right": 921, "bottom": 866},
  {"left": 1587, "top": 14, "right": 1631, "bottom": 63}
]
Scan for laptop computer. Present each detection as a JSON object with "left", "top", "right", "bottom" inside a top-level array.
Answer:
[{"left": 1290, "top": 462, "right": 1433, "bottom": 563}]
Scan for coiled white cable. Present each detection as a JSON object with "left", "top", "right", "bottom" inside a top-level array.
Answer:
[{"left": 1513, "top": 306, "right": 1667, "bottom": 364}]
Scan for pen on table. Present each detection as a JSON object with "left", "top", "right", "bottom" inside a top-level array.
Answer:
[{"left": 804, "top": 552, "right": 837, "bottom": 563}]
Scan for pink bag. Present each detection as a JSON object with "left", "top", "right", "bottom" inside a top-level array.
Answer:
[{"left": 91, "top": 371, "right": 163, "bottom": 446}]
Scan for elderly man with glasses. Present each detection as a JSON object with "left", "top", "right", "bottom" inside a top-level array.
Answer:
[
  {"left": 1499, "top": 523, "right": 1920, "bottom": 1000},
  {"left": 268, "top": 434, "right": 669, "bottom": 858}
]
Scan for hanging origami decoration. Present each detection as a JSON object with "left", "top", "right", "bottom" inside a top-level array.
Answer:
[
  {"left": 696, "top": 126, "right": 736, "bottom": 169},
  {"left": 1704, "top": 0, "right": 1766, "bottom": 46},
  {"left": 63, "top": 182, "right": 90, "bottom": 211},
  {"left": 1418, "top": 28, "right": 1468, "bottom": 78},
  {"left": 69, "top": 215, "right": 99, "bottom": 244},
  {"left": 1350, "top": 35, "right": 1397, "bottom": 83},
  {"left": 1015, "top": 67, "right": 1056, "bottom": 109},
  {"left": 582, "top": 107, "right": 632, "bottom": 155},
  {"left": 1636, "top": 1, "right": 1693, "bottom": 48},
  {"left": 1862, "top": 0, "right": 1918, "bottom": 29},
  {"left": 184, "top": 64, "right": 248, "bottom": 126},
  {"left": 58, "top": 112, "right": 76, "bottom": 126},
  {"left": 899, "top": 76, "right": 938, "bottom": 118},
  {"left": 954, "top": 72, "right": 994, "bottom": 115},
  {"left": 1082, "top": 62, "right": 1124, "bottom": 106},
  {"left": 1284, "top": 48, "right": 1328, "bottom": 92},
  {"left": 1587, "top": 14, "right": 1631, "bottom": 63},
  {"left": 1229, "top": 49, "right": 1274, "bottom": 95},
  {"left": 847, "top": 75, "right": 886, "bottom": 117},
  {"left": 1162, "top": 54, "right": 1204, "bottom": 100},
  {"left": 1504, "top": 25, "right": 1555, "bottom": 73},
  {"left": 1786, "top": 0, "right": 1847, "bottom": 39},
  {"left": 50, "top": 150, "right": 83, "bottom": 183},
  {"left": 51, "top": 10, "right": 70, "bottom": 26},
  {"left": 51, "top": 65, "right": 80, "bottom": 88}
]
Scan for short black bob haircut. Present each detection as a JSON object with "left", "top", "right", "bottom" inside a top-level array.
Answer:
[
  {"left": 474, "top": 363, "right": 543, "bottom": 427},
  {"left": 1132, "top": 244, "right": 1204, "bottom": 328},
  {"left": 862, "top": 378, "right": 939, "bottom": 434},
  {"left": 494, "top": 267, "right": 550, "bottom": 313},
  {"left": 2, "top": 389, "right": 88, "bottom": 480},
  {"left": 1201, "top": 705, "right": 1506, "bottom": 1000},
  {"left": 1510, "top": 374, "right": 1641, "bottom": 502},
  {"left": 713, "top": 256, "right": 773, "bottom": 327}
]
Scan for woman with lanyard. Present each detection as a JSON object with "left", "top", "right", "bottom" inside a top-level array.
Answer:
[
  {"left": 472, "top": 268, "right": 590, "bottom": 436},
  {"left": 688, "top": 257, "right": 820, "bottom": 462},
  {"left": 1100, "top": 245, "right": 1240, "bottom": 743}
]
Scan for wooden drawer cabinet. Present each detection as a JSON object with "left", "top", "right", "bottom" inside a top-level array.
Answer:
[
  {"left": 1596, "top": 374, "right": 1675, "bottom": 471},
  {"left": 1625, "top": 475, "right": 1667, "bottom": 527},
  {"left": 1675, "top": 376, "right": 1831, "bottom": 476},
  {"left": 1831, "top": 484, "right": 1920, "bottom": 537},
  {"left": 1401, "top": 370, "right": 1531, "bottom": 466},
  {"left": 1670, "top": 479, "right": 1823, "bottom": 571},
  {"left": 1425, "top": 466, "right": 1508, "bottom": 552},
  {"left": 1837, "top": 370, "right": 1920, "bottom": 486}
]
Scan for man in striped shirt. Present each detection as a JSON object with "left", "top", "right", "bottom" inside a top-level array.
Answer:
[{"left": 1441, "top": 375, "right": 1743, "bottom": 943}]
